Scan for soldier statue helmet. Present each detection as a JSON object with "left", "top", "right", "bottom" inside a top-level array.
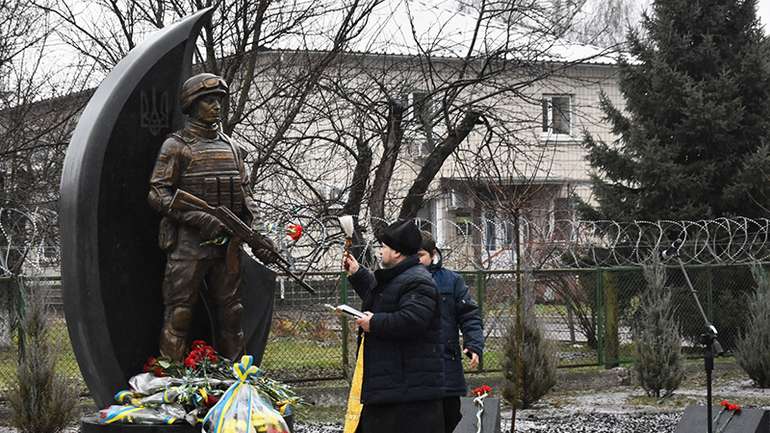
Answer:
[
  {"left": 148, "top": 72, "right": 262, "bottom": 362},
  {"left": 179, "top": 73, "right": 229, "bottom": 114}
]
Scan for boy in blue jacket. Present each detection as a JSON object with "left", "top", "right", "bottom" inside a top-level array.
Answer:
[{"left": 417, "top": 231, "right": 484, "bottom": 433}]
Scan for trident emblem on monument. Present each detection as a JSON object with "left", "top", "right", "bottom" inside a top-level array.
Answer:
[{"left": 140, "top": 87, "right": 170, "bottom": 136}]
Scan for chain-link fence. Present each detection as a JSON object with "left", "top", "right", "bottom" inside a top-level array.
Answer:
[{"left": 0, "top": 262, "right": 759, "bottom": 392}]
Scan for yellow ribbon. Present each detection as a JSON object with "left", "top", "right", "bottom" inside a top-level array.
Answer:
[
  {"left": 103, "top": 406, "right": 144, "bottom": 424},
  {"left": 233, "top": 355, "right": 258, "bottom": 382},
  {"left": 114, "top": 390, "right": 133, "bottom": 403},
  {"left": 343, "top": 336, "right": 365, "bottom": 433},
  {"left": 210, "top": 356, "right": 259, "bottom": 433}
]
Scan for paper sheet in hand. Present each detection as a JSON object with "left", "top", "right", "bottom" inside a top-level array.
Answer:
[{"left": 325, "top": 304, "right": 365, "bottom": 319}]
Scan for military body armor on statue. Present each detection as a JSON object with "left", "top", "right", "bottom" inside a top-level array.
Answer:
[{"left": 148, "top": 73, "right": 261, "bottom": 362}]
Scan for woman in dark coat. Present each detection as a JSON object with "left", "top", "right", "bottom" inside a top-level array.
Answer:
[{"left": 343, "top": 220, "right": 445, "bottom": 433}]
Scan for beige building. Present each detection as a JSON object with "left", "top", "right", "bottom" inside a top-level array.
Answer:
[{"left": 236, "top": 0, "right": 627, "bottom": 271}]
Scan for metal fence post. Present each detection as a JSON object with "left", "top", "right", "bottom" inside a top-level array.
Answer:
[
  {"left": 705, "top": 267, "right": 714, "bottom": 321},
  {"left": 595, "top": 269, "right": 605, "bottom": 366},
  {"left": 475, "top": 270, "right": 485, "bottom": 372},
  {"left": 340, "top": 273, "right": 350, "bottom": 377},
  {"left": 603, "top": 271, "right": 619, "bottom": 369},
  {"left": 0, "top": 277, "right": 10, "bottom": 349}
]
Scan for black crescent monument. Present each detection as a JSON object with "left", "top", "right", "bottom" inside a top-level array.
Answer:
[{"left": 59, "top": 8, "right": 276, "bottom": 409}]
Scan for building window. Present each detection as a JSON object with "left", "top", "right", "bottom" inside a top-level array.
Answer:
[
  {"left": 504, "top": 221, "right": 514, "bottom": 246},
  {"left": 455, "top": 215, "right": 472, "bottom": 237},
  {"left": 410, "top": 91, "right": 433, "bottom": 128},
  {"left": 416, "top": 200, "right": 435, "bottom": 236},
  {"left": 542, "top": 95, "right": 572, "bottom": 135},
  {"left": 447, "top": 190, "right": 470, "bottom": 211},
  {"left": 411, "top": 137, "right": 432, "bottom": 158},
  {"left": 408, "top": 91, "right": 436, "bottom": 157},
  {"left": 484, "top": 217, "right": 496, "bottom": 251}
]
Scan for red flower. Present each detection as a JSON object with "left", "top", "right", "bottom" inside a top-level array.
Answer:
[
  {"left": 143, "top": 356, "right": 167, "bottom": 376},
  {"left": 286, "top": 224, "right": 303, "bottom": 241},
  {"left": 720, "top": 400, "right": 743, "bottom": 412},
  {"left": 184, "top": 353, "right": 198, "bottom": 369},
  {"left": 183, "top": 341, "right": 220, "bottom": 370},
  {"left": 472, "top": 385, "right": 492, "bottom": 396},
  {"left": 143, "top": 356, "right": 157, "bottom": 373},
  {"left": 205, "top": 394, "right": 220, "bottom": 407}
]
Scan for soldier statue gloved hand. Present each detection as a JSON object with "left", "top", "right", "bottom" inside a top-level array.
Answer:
[
  {"left": 251, "top": 234, "right": 278, "bottom": 265},
  {"left": 182, "top": 210, "right": 227, "bottom": 241}
]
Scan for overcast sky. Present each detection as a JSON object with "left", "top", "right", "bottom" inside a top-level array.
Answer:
[
  {"left": 759, "top": 0, "right": 770, "bottom": 33},
  {"left": 24, "top": 0, "right": 770, "bottom": 96},
  {"left": 633, "top": 0, "right": 770, "bottom": 34}
]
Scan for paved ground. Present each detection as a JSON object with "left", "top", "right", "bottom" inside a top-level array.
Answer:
[
  {"left": 291, "top": 412, "right": 682, "bottom": 433},
  {"left": 0, "top": 360, "right": 767, "bottom": 432}
]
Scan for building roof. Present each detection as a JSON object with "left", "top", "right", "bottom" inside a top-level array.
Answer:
[{"left": 271, "top": 0, "right": 623, "bottom": 65}]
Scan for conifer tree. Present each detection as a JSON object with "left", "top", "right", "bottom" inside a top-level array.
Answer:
[
  {"left": 583, "top": 0, "right": 770, "bottom": 221},
  {"left": 634, "top": 263, "right": 683, "bottom": 398}
]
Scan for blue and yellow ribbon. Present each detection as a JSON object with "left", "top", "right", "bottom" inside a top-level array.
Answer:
[
  {"left": 114, "top": 390, "right": 133, "bottom": 404},
  {"left": 204, "top": 356, "right": 262, "bottom": 433},
  {"left": 100, "top": 406, "right": 144, "bottom": 424},
  {"left": 233, "top": 355, "right": 259, "bottom": 381}
]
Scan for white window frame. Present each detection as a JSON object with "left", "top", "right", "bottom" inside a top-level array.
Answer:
[
  {"left": 407, "top": 91, "right": 440, "bottom": 123},
  {"left": 412, "top": 137, "right": 432, "bottom": 158},
  {"left": 447, "top": 190, "right": 469, "bottom": 210},
  {"left": 541, "top": 94, "right": 574, "bottom": 140},
  {"left": 407, "top": 90, "right": 439, "bottom": 158}
]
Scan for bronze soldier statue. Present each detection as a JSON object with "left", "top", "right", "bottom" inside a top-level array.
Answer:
[{"left": 148, "top": 73, "right": 272, "bottom": 361}]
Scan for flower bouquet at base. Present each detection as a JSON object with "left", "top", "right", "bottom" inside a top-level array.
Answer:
[
  {"left": 202, "top": 355, "right": 290, "bottom": 433},
  {"left": 99, "top": 404, "right": 187, "bottom": 425},
  {"left": 97, "top": 340, "right": 301, "bottom": 427}
]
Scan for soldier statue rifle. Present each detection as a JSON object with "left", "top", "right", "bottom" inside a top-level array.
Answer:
[{"left": 170, "top": 188, "right": 317, "bottom": 294}]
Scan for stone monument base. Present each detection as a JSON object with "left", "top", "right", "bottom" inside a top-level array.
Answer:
[{"left": 81, "top": 414, "right": 294, "bottom": 433}]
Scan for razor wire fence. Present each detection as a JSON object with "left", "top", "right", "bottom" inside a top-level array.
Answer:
[
  {"left": 0, "top": 210, "right": 768, "bottom": 392},
  {"left": 258, "top": 262, "right": 758, "bottom": 382}
]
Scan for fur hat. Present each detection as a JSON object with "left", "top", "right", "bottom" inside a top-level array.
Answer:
[{"left": 378, "top": 220, "right": 422, "bottom": 256}]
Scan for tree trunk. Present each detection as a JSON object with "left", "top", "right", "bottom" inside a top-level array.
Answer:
[
  {"left": 398, "top": 109, "right": 481, "bottom": 220},
  {"left": 344, "top": 138, "right": 375, "bottom": 266},
  {"left": 368, "top": 99, "right": 404, "bottom": 236}
]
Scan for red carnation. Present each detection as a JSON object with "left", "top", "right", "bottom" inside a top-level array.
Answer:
[
  {"left": 184, "top": 352, "right": 199, "bottom": 369},
  {"left": 143, "top": 356, "right": 157, "bottom": 373},
  {"left": 287, "top": 224, "right": 303, "bottom": 241},
  {"left": 720, "top": 400, "right": 729, "bottom": 407},
  {"left": 472, "top": 385, "right": 492, "bottom": 396},
  {"left": 183, "top": 341, "right": 219, "bottom": 370},
  {"left": 205, "top": 394, "right": 220, "bottom": 407}
]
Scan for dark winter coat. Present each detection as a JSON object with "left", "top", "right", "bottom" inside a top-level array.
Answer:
[
  {"left": 348, "top": 256, "right": 445, "bottom": 405},
  {"left": 429, "top": 255, "right": 484, "bottom": 396}
]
